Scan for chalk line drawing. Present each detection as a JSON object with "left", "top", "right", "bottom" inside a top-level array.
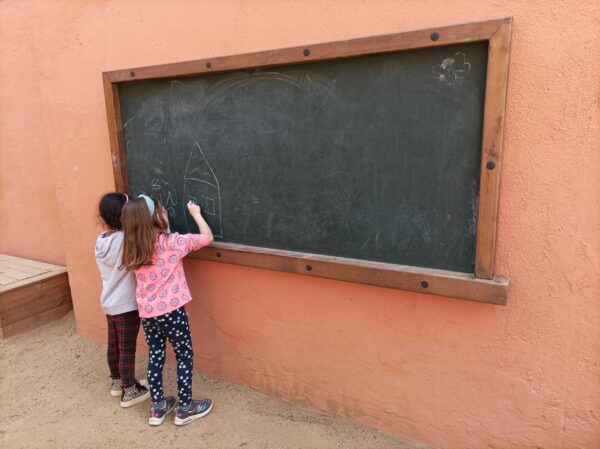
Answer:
[
  {"left": 301, "top": 75, "right": 337, "bottom": 111},
  {"left": 124, "top": 69, "right": 339, "bottom": 237},
  {"left": 123, "top": 112, "right": 139, "bottom": 129},
  {"left": 148, "top": 178, "right": 178, "bottom": 218},
  {"left": 432, "top": 52, "right": 471, "bottom": 85},
  {"left": 183, "top": 142, "right": 223, "bottom": 238},
  {"left": 196, "top": 71, "right": 337, "bottom": 112}
]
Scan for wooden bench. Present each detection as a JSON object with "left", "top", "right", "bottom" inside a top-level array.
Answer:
[{"left": 0, "top": 254, "right": 72, "bottom": 339}]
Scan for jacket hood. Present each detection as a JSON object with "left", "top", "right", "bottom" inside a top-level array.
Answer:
[{"left": 95, "top": 231, "right": 124, "bottom": 266}]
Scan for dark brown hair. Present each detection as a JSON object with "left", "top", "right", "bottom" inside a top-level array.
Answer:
[
  {"left": 98, "top": 192, "right": 128, "bottom": 230},
  {"left": 121, "top": 197, "right": 169, "bottom": 270}
]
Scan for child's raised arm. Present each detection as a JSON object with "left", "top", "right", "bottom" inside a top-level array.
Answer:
[{"left": 186, "top": 201, "right": 214, "bottom": 244}]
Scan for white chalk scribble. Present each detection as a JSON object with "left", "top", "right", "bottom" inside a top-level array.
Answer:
[{"left": 432, "top": 52, "right": 471, "bottom": 86}]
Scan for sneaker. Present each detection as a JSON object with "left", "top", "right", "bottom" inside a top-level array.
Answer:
[
  {"left": 110, "top": 378, "right": 148, "bottom": 397},
  {"left": 149, "top": 396, "right": 176, "bottom": 426},
  {"left": 174, "top": 398, "right": 213, "bottom": 426},
  {"left": 110, "top": 379, "right": 122, "bottom": 397},
  {"left": 120, "top": 382, "right": 150, "bottom": 408}
]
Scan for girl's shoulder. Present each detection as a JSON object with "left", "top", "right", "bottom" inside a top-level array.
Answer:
[
  {"left": 96, "top": 229, "right": 124, "bottom": 240},
  {"left": 95, "top": 230, "right": 124, "bottom": 251},
  {"left": 157, "top": 232, "right": 197, "bottom": 250},
  {"left": 95, "top": 230, "right": 126, "bottom": 264},
  {"left": 157, "top": 232, "right": 184, "bottom": 250}
]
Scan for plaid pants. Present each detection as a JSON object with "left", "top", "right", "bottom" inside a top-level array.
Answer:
[{"left": 106, "top": 310, "right": 140, "bottom": 388}]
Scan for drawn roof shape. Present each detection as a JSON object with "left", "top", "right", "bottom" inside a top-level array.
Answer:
[{"left": 184, "top": 142, "right": 219, "bottom": 189}]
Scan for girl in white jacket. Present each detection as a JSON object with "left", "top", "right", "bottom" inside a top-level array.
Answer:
[{"left": 95, "top": 192, "right": 149, "bottom": 408}]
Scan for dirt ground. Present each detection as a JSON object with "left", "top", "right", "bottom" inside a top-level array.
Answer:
[{"left": 0, "top": 312, "right": 434, "bottom": 449}]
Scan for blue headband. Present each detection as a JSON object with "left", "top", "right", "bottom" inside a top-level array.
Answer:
[{"left": 138, "top": 194, "right": 155, "bottom": 216}]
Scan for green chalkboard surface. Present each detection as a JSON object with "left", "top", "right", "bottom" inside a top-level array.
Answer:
[{"left": 119, "top": 42, "right": 488, "bottom": 273}]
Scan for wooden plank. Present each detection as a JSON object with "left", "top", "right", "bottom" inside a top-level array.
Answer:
[
  {"left": 475, "top": 19, "right": 512, "bottom": 279},
  {"left": 103, "top": 74, "right": 129, "bottom": 193},
  {"left": 1, "top": 275, "right": 67, "bottom": 305},
  {"left": 0, "top": 254, "right": 65, "bottom": 272},
  {"left": 0, "top": 275, "right": 70, "bottom": 317},
  {"left": 0, "top": 271, "right": 68, "bottom": 295},
  {"left": 0, "top": 264, "right": 48, "bottom": 276},
  {"left": 1, "top": 270, "right": 45, "bottom": 281},
  {"left": 0, "top": 275, "right": 17, "bottom": 286},
  {"left": 0, "top": 269, "right": 71, "bottom": 335},
  {"left": 0, "top": 254, "right": 67, "bottom": 293},
  {"left": 1, "top": 302, "right": 73, "bottom": 339},
  {"left": 41, "top": 275, "right": 70, "bottom": 292},
  {"left": 1, "top": 289, "right": 71, "bottom": 325},
  {"left": 0, "top": 283, "right": 41, "bottom": 313},
  {"left": 0, "top": 259, "right": 42, "bottom": 272},
  {"left": 104, "top": 18, "right": 508, "bottom": 83},
  {"left": 189, "top": 243, "right": 509, "bottom": 305}
]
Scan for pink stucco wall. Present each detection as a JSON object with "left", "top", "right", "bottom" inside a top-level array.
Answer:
[
  {"left": 0, "top": 3, "right": 65, "bottom": 265},
  {"left": 1, "top": 1, "right": 599, "bottom": 448}
]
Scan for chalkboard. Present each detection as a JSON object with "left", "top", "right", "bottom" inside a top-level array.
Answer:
[{"left": 119, "top": 42, "right": 488, "bottom": 273}]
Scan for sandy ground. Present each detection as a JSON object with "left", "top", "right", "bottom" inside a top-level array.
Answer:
[{"left": 0, "top": 312, "right": 434, "bottom": 449}]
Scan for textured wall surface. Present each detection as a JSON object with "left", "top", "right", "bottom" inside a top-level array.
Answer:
[
  {"left": 0, "top": 4, "right": 65, "bottom": 264},
  {"left": 1, "top": 1, "right": 599, "bottom": 448}
]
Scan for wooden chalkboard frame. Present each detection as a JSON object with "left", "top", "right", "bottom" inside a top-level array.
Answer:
[{"left": 103, "top": 17, "right": 512, "bottom": 305}]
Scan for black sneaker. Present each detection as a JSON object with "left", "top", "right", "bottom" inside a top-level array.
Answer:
[
  {"left": 174, "top": 398, "right": 213, "bottom": 426},
  {"left": 111, "top": 378, "right": 148, "bottom": 397},
  {"left": 149, "top": 396, "right": 176, "bottom": 426},
  {"left": 120, "top": 382, "right": 150, "bottom": 408},
  {"left": 110, "top": 379, "right": 122, "bottom": 397}
]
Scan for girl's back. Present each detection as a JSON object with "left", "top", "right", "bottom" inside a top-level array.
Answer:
[
  {"left": 134, "top": 232, "right": 210, "bottom": 317},
  {"left": 95, "top": 230, "right": 137, "bottom": 315}
]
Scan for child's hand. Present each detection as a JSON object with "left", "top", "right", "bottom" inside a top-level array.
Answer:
[{"left": 187, "top": 201, "right": 202, "bottom": 216}]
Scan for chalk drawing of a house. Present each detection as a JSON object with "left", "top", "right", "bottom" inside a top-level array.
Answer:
[{"left": 183, "top": 142, "right": 223, "bottom": 238}]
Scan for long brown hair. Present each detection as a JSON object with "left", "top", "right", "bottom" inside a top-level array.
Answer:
[{"left": 121, "top": 197, "right": 169, "bottom": 270}]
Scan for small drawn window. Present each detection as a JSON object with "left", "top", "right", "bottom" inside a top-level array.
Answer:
[{"left": 188, "top": 195, "right": 215, "bottom": 215}]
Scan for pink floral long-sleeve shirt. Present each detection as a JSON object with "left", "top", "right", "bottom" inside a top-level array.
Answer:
[{"left": 134, "top": 232, "right": 211, "bottom": 318}]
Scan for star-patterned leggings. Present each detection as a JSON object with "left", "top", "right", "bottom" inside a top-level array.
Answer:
[{"left": 141, "top": 306, "right": 194, "bottom": 407}]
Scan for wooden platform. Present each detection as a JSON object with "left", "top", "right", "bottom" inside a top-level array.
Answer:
[{"left": 0, "top": 254, "right": 72, "bottom": 339}]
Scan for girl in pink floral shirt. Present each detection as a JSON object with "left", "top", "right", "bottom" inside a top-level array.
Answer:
[
  {"left": 122, "top": 195, "right": 214, "bottom": 427},
  {"left": 135, "top": 231, "right": 210, "bottom": 318}
]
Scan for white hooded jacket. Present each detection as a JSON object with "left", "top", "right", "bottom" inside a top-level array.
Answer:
[{"left": 95, "top": 231, "right": 137, "bottom": 315}]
